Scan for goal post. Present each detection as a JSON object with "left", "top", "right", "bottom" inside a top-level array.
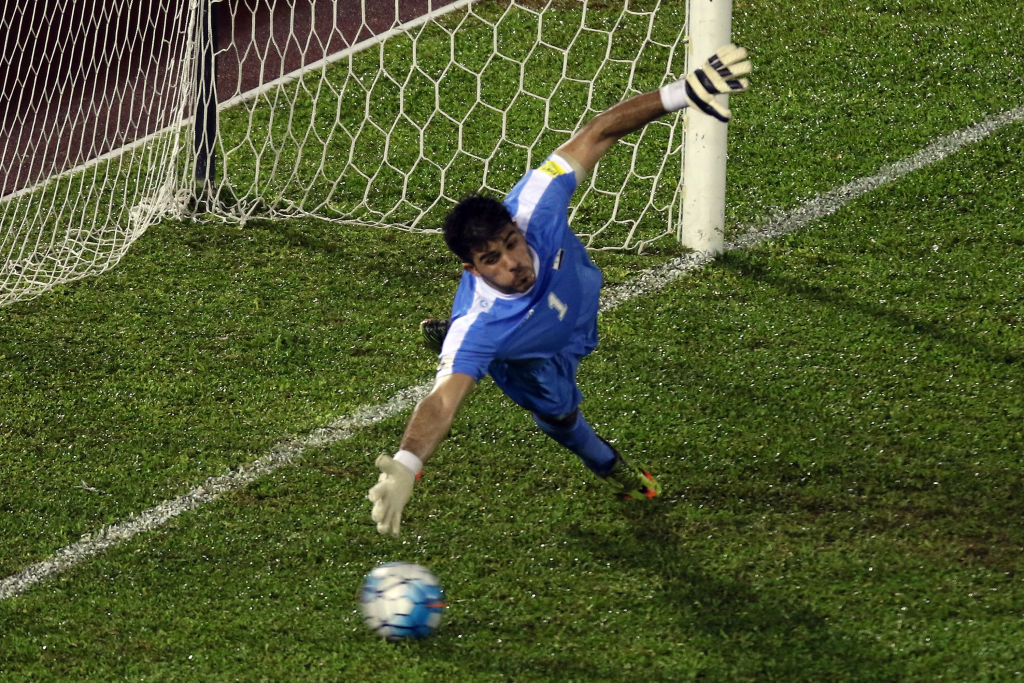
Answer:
[
  {"left": 680, "top": 0, "right": 733, "bottom": 255},
  {"left": 2, "top": 0, "right": 736, "bottom": 307}
]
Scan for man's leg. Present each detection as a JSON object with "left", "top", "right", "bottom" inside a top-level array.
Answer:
[
  {"left": 532, "top": 410, "right": 616, "bottom": 475},
  {"left": 533, "top": 410, "right": 661, "bottom": 500},
  {"left": 420, "top": 318, "right": 449, "bottom": 354},
  {"left": 493, "top": 353, "right": 660, "bottom": 499}
]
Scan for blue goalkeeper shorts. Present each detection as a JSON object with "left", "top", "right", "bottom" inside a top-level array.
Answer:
[{"left": 488, "top": 350, "right": 586, "bottom": 419}]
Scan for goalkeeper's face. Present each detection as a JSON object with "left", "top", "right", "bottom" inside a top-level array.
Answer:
[{"left": 464, "top": 223, "right": 536, "bottom": 294}]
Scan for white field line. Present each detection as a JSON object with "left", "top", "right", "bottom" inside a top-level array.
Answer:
[
  {"left": 2, "top": 107, "right": 1023, "bottom": 601},
  {"left": 600, "top": 105, "right": 1024, "bottom": 310}
]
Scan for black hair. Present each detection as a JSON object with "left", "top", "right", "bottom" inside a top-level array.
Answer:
[{"left": 442, "top": 194, "right": 513, "bottom": 263}]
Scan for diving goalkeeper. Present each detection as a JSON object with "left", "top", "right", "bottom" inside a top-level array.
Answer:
[{"left": 369, "top": 45, "right": 752, "bottom": 536}]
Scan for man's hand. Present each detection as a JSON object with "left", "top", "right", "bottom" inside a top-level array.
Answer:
[
  {"left": 686, "top": 44, "right": 751, "bottom": 122},
  {"left": 368, "top": 453, "right": 416, "bottom": 537},
  {"left": 660, "top": 44, "right": 751, "bottom": 122}
]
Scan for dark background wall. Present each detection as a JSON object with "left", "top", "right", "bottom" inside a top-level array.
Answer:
[{"left": 0, "top": 0, "right": 455, "bottom": 197}]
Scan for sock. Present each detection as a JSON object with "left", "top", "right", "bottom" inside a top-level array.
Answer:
[{"left": 532, "top": 411, "right": 616, "bottom": 475}]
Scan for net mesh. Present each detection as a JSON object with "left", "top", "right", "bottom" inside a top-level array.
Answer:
[
  {"left": 1, "top": 0, "right": 688, "bottom": 307},
  {"left": 1, "top": 0, "right": 198, "bottom": 306},
  {"left": 212, "top": 0, "right": 688, "bottom": 248}
]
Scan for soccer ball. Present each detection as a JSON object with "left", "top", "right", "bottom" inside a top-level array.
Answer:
[{"left": 359, "top": 562, "right": 446, "bottom": 642}]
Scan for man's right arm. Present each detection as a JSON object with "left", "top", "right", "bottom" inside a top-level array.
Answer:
[
  {"left": 367, "top": 372, "right": 476, "bottom": 536},
  {"left": 400, "top": 372, "right": 477, "bottom": 465}
]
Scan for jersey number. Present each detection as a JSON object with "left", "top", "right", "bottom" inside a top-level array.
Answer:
[{"left": 548, "top": 292, "right": 568, "bottom": 321}]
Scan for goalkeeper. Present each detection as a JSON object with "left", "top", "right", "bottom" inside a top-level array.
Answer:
[{"left": 369, "top": 45, "right": 751, "bottom": 536}]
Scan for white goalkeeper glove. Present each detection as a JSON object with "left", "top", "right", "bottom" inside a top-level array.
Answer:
[
  {"left": 660, "top": 44, "right": 751, "bottom": 122},
  {"left": 367, "top": 451, "right": 420, "bottom": 537}
]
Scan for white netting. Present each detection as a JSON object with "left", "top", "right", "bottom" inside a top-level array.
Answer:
[
  {"left": 0, "top": 0, "right": 200, "bottom": 307},
  {"left": 211, "top": 0, "right": 688, "bottom": 248},
  {"left": 1, "top": 0, "right": 689, "bottom": 307}
]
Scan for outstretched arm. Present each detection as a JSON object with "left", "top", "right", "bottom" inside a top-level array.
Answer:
[
  {"left": 368, "top": 372, "right": 476, "bottom": 536},
  {"left": 400, "top": 372, "right": 476, "bottom": 463},
  {"left": 556, "top": 90, "right": 667, "bottom": 179},
  {"left": 558, "top": 44, "right": 751, "bottom": 178}
]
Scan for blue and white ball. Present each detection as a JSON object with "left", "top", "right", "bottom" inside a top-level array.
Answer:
[{"left": 359, "top": 562, "right": 446, "bottom": 642}]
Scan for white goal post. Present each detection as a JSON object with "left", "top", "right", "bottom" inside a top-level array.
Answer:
[
  {"left": 681, "top": 0, "right": 733, "bottom": 255},
  {"left": 1, "top": 0, "right": 734, "bottom": 307}
]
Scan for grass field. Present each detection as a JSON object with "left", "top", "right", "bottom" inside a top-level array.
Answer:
[{"left": 2, "top": 0, "right": 1023, "bottom": 679}]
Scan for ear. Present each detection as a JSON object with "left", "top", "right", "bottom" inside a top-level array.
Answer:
[{"left": 463, "top": 262, "right": 479, "bottom": 278}]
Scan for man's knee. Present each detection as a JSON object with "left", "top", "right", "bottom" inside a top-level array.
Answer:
[{"left": 533, "top": 410, "right": 578, "bottom": 433}]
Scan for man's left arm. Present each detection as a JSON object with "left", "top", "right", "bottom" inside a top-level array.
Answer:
[{"left": 557, "top": 44, "right": 751, "bottom": 178}]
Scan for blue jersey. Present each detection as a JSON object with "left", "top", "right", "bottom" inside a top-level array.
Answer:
[{"left": 436, "top": 153, "right": 602, "bottom": 412}]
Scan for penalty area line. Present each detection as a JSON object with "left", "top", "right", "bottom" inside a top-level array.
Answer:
[{"left": 2, "top": 106, "right": 1022, "bottom": 602}]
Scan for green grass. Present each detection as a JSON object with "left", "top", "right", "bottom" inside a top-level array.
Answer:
[{"left": 2, "top": 0, "right": 1023, "bottom": 679}]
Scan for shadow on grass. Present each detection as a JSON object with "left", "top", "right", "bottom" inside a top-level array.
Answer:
[
  {"left": 568, "top": 504, "right": 909, "bottom": 681},
  {"left": 715, "top": 251, "right": 1021, "bottom": 368}
]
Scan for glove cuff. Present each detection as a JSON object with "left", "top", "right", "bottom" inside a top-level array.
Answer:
[
  {"left": 659, "top": 79, "right": 689, "bottom": 113},
  {"left": 393, "top": 449, "right": 423, "bottom": 477}
]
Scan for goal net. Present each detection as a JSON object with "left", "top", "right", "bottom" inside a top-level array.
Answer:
[
  {"left": 0, "top": 1, "right": 199, "bottom": 307},
  {"left": 2, "top": 0, "right": 696, "bottom": 308}
]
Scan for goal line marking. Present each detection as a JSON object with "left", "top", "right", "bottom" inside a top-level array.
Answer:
[{"left": 2, "top": 106, "right": 1021, "bottom": 602}]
